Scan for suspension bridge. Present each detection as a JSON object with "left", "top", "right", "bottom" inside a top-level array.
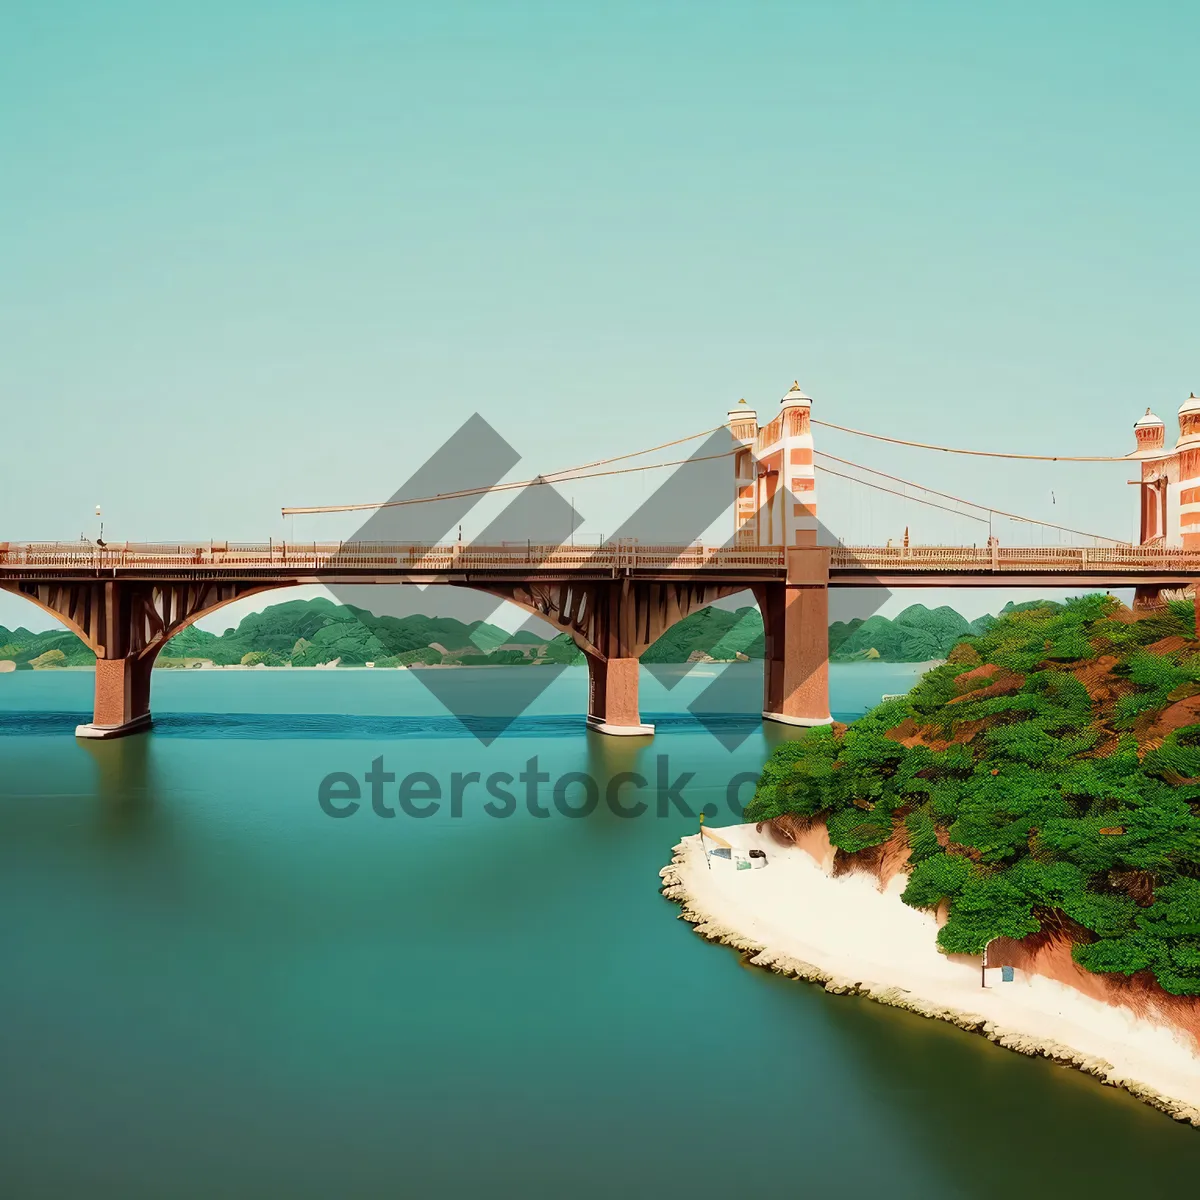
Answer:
[{"left": 2, "top": 382, "right": 1195, "bottom": 739}]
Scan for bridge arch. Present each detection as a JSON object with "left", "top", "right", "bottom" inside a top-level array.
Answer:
[
  {"left": 468, "top": 578, "right": 750, "bottom": 734},
  {"left": 0, "top": 579, "right": 296, "bottom": 736}
]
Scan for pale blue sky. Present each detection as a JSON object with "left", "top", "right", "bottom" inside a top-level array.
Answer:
[{"left": 1, "top": 2, "right": 1194, "bottom": 629}]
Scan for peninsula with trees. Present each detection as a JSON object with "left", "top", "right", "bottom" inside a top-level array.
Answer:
[{"left": 663, "top": 593, "right": 1200, "bottom": 1126}]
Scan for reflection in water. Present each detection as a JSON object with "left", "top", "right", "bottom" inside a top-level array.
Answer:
[{"left": 79, "top": 734, "right": 159, "bottom": 832}]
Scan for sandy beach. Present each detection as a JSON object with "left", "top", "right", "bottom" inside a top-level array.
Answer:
[{"left": 662, "top": 822, "right": 1200, "bottom": 1126}]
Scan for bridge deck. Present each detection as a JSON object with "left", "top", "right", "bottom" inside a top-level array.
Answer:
[{"left": 2, "top": 542, "right": 1199, "bottom": 587}]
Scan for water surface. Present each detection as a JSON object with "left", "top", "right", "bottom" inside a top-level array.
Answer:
[{"left": 2, "top": 664, "right": 1197, "bottom": 1198}]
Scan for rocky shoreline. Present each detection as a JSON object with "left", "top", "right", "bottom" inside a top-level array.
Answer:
[{"left": 660, "top": 836, "right": 1200, "bottom": 1128}]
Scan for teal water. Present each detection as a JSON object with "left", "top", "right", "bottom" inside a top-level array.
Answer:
[{"left": 2, "top": 664, "right": 1198, "bottom": 1198}]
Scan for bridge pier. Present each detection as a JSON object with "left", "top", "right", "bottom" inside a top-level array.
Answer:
[
  {"left": 0, "top": 578, "right": 270, "bottom": 741},
  {"left": 757, "top": 549, "right": 833, "bottom": 728},
  {"left": 1133, "top": 584, "right": 1169, "bottom": 613},
  {"left": 76, "top": 656, "right": 156, "bottom": 739},
  {"left": 585, "top": 654, "right": 653, "bottom": 736},
  {"left": 485, "top": 576, "right": 746, "bottom": 738}
]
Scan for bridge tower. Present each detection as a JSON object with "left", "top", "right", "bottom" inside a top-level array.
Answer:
[
  {"left": 1175, "top": 394, "right": 1200, "bottom": 551},
  {"left": 1132, "top": 395, "right": 1200, "bottom": 550},
  {"left": 1133, "top": 408, "right": 1166, "bottom": 545},
  {"left": 734, "top": 382, "right": 820, "bottom": 548},
  {"left": 729, "top": 399, "right": 759, "bottom": 546},
  {"left": 729, "top": 380, "right": 832, "bottom": 727}
]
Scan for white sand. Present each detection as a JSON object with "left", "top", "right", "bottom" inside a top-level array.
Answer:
[{"left": 662, "top": 823, "right": 1200, "bottom": 1126}]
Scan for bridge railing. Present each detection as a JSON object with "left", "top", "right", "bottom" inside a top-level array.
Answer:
[
  {"left": 4, "top": 541, "right": 1200, "bottom": 574},
  {"left": 830, "top": 544, "right": 1200, "bottom": 572},
  {"left": 0, "top": 541, "right": 790, "bottom": 571}
]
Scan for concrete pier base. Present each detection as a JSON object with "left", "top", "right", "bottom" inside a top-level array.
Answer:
[
  {"left": 762, "top": 710, "right": 835, "bottom": 728},
  {"left": 586, "top": 655, "right": 654, "bottom": 737},
  {"left": 75, "top": 713, "right": 153, "bottom": 740},
  {"left": 586, "top": 714, "right": 655, "bottom": 737}
]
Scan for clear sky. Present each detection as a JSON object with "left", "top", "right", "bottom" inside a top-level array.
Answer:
[{"left": 2, "top": 1, "right": 1195, "bottom": 630}]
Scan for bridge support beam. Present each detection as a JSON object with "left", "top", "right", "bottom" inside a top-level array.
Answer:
[
  {"left": 0, "top": 578, "right": 272, "bottom": 741},
  {"left": 586, "top": 654, "right": 653, "bottom": 736},
  {"left": 1133, "top": 584, "right": 1168, "bottom": 613},
  {"left": 758, "top": 549, "right": 833, "bottom": 728},
  {"left": 77, "top": 656, "right": 155, "bottom": 739},
  {"left": 482, "top": 577, "right": 746, "bottom": 738}
]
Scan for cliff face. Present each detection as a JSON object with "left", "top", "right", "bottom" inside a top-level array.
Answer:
[{"left": 748, "top": 594, "right": 1200, "bottom": 1011}]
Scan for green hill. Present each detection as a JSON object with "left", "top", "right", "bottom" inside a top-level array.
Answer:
[
  {"left": 641, "top": 601, "right": 989, "bottom": 664},
  {"left": 0, "top": 625, "right": 97, "bottom": 668},
  {"left": 157, "top": 598, "right": 574, "bottom": 667},
  {"left": 829, "top": 603, "right": 994, "bottom": 663},
  {"left": 642, "top": 606, "right": 763, "bottom": 663},
  {"left": 746, "top": 594, "right": 1200, "bottom": 997},
  {"left": 0, "top": 600, "right": 586, "bottom": 668},
  {"left": 0, "top": 598, "right": 1017, "bottom": 668}
]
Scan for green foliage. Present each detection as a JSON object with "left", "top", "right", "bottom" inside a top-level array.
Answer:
[
  {"left": 744, "top": 729, "right": 840, "bottom": 823},
  {"left": 29, "top": 648, "right": 68, "bottom": 668},
  {"left": 744, "top": 592, "right": 1200, "bottom": 995},
  {"left": 936, "top": 871, "right": 1042, "bottom": 954},
  {"left": 157, "top": 599, "right": 578, "bottom": 667},
  {"left": 829, "top": 604, "right": 988, "bottom": 664},
  {"left": 901, "top": 852, "right": 971, "bottom": 909},
  {"left": 1112, "top": 649, "right": 1200, "bottom": 726},
  {"left": 904, "top": 810, "right": 942, "bottom": 863},
  {"left": 0, "top": 598, "right": 1043, "bottom": 673},
  {"left": 1074, "top": 879, "right": 1200, "bottom": 994},
  {"left": 0, "top": 598, "right": 599, "bottom": 670},
  {"left": 642, "top": 606, "right": 764, "bottom": 663},
  {"left": 643, "top": 600, "right": 996, "bottom": 665},
  {"left": 543, "top": 634, "right": 585, "bottom": 665},
  {"left": 239, "top": 650, "right": 286, "bottom": 667},
  {"left": 1143, "top": 723, "right": 1200, "bottom": 780},
  {"left": 0, "top": 626, "right": 96, "bottom": 667}
]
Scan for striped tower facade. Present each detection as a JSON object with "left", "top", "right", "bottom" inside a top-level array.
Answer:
[
  {"left": 1132, "top": 394, "right": 1200, "bottom": 549},
  {"left": 781, "top": 382, "right": 818, "bottom": 547},
  {"left": 728, "top": 380, "right": 832, "bottom": 728},
  {"left": 1134, "top": 408, "right": 1167, "bottom": 545},
  {"left": 1176, "top": 395, "right": 1200, "bottom": 550},
  {"left": 729, "top": 381, "right": 819, "bottom": 547},
  {"left": 728, "top": 399, "right": 759, "bottom": 546}
]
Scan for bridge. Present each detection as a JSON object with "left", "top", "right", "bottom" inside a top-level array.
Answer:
[{"left": 2, "top": 381, "right": 1195, "bottom": 739}]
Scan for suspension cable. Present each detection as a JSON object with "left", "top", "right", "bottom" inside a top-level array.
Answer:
[
  {"left": 816, "top": 464, "right": 994, "bottom": 526},
  {"left": 813, "top": 419, "right": 1133, "bottom": 462},
  {"left": 282, "top": 425, "right": 730, "bottom": 516},
  {"left": 815, "top": 461, "right": 1128, "bottom": 544},
  {"left": 283, "top": 445, "right": 737, "bottom": 516},
  {"left": 816, "top": 452, "right": 1127, "bottom": 544}
]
